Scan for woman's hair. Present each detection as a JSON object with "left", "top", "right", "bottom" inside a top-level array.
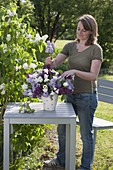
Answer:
[{"left": 77, "top": 14, "right": 98, "bottom": 45}]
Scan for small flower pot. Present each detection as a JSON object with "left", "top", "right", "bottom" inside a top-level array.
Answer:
[{"left": 41, "top": 94, "right": 58, "bottom": 111}]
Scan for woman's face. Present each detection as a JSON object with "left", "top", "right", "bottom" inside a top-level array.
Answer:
[{"left": 76, "top": 21, "right": 91, "bottom": 42}]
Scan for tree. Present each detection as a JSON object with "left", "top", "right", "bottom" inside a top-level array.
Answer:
[
  {"left": 94, "top": 0, "right": 113, "bottom": 69},
  {"left": 31, "top": 0, "right": 78, "bottom": 41},
  {"left": 31, "top": 0, "right": 113, "bottom": 68}
]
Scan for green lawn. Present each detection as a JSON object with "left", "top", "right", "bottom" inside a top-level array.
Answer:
[
  {"left": 55, "top": 39, "right": 74, "bottom": 49},
  {"left": 93, "top": 102, "right": 113, "bottom": 170}
]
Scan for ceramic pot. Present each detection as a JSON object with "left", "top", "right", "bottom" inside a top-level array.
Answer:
[{"left": 41, "top": 94, "right": 58, "bottom": 111}]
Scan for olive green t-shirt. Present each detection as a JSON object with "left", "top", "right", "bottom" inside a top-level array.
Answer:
[{"left": 61, "top": 41, "right": 103, "bottom": 93}]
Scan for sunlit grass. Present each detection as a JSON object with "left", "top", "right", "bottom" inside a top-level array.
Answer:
[
  {"left": 55, "top": 39, "right": 74, "bottom": 49},
  {"left": 99, "top": 74, "right": 113, "bottom": 80},
  {"left": 93, "top": 101, "right": 113, "bottom": 169}
]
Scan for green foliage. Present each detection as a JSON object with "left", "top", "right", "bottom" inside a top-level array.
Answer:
[
  {"left": 0, "top": 2, "right": 48, "bottom": 112},
  {"left": 19, "top": 101, "right": 35, "bottom": 113},
  {"left": 10, "top": 125, "right": 56, "bottom": 170},
  {"left": 82, "top": 0, "right": 113, "bottom": 69},
  {"left": 0, "top": 2, "right": 55, "bottom": 169},
  {"left": 11, "top": 124, "right": 47, "bottom": 155}
]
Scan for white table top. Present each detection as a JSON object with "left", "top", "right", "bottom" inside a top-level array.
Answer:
[{"left": 4, "top": 102, "right": 76, "bottom": 119}]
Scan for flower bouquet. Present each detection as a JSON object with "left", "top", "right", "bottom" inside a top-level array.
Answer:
[
  {"left": 22, "top": 64, "right": 74, "bottom": 111},
  {"left": 22, "top": 64, "right": 74, "bottom": 98}
]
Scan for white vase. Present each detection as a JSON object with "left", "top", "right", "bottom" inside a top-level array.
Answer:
[{"left": 41, "top": 94, "right": 58, "bottom": 111}]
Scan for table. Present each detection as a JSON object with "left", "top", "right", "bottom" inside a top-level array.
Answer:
[{"left": 3, "top": 102, "right": 76, "bottom": 170}]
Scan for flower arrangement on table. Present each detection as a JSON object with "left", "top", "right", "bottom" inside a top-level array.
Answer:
[
  {"left": 20, "top": 39, "right": 74, "bottom": 112},
  {"left": 21, "top": 64, "right": 74, "bottom": 112},
  {"left": 22, "top": 64, "right": 74, "bottom": 99}
]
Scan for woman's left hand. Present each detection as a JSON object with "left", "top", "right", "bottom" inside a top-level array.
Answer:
[{"left": 61, "top": 70, "right": 76, "bottom": 78}]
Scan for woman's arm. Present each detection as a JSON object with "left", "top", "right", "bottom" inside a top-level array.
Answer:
[
  {"left": 45, "top": 53, "right": 67, "bottom": 68},
  {"left": 62, "top": 60, "right": 102, "bottom": 81}
]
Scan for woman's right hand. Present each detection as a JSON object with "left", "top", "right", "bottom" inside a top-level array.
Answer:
[{"left": 45, "top": 57, "right": 53, "bottom": 65}]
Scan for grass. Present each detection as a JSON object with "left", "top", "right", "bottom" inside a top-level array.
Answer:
[
  {"left": 92, "top": 102, "right": 113, "bottom": 170},
  {"left": 55, "top": 39, "right": 73, "bottom": 49},
  {"left": 99, "top": 74, "right": 113, "bottom": 81}
]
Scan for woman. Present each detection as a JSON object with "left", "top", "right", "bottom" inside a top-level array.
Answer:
[{"left": 44, "top": 14, "right": 103, "bottom": 170}]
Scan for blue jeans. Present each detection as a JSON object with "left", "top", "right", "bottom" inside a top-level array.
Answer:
[{"left": 56, "top": 92, "right": 98, "bottom": 170}]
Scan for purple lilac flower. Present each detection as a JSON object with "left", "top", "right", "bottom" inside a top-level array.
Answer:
[
  {"left": 49, "top": 78, "right": 57, "bottom": 87},
  {"left": 55, "top": 81, "right": 62, "bottom": 89},
  {"left": 59, "top": 88, "right": 73, "bottom": 95},
  {"left": 33, "top": 85, "right": 43, "bottom": 98},
  {"left": 26, "top": 77, "right": 34, "bottom": 84},
  {"left": 45, "top": 40, "right": 55, "bottom": 54},
  {"left": 26, "top": 74, "right": 29, "bottom": 78},
  {"left": 43, "top": 64, "right": 51, "bottom": 69},
  {"left": 24, "top": 89, "right": 32, "bottom": 96}
]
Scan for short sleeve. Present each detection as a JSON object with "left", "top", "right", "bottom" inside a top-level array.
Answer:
[
  {"left": 60, "top": 43, "right": 70, "bottom": 57},
  {"left": 92, "top": 44, "right": 103, "bottom": 62}
]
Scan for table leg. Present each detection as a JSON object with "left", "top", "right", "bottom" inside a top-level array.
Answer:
[
  {"left": 3, "top": 118, "right": 9, "bottom": 170},
  {"left": 66, "top": 124, "right": 70, "bottom": 170},
  {"left": 70, "top": 120, "right": 76, "bottom": 170},
  {"left": 66, "top": 121, "right": 76, "bottom": 170},
  {"left": 10, "top": 124, "right": 13, "bottom": 162}
]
